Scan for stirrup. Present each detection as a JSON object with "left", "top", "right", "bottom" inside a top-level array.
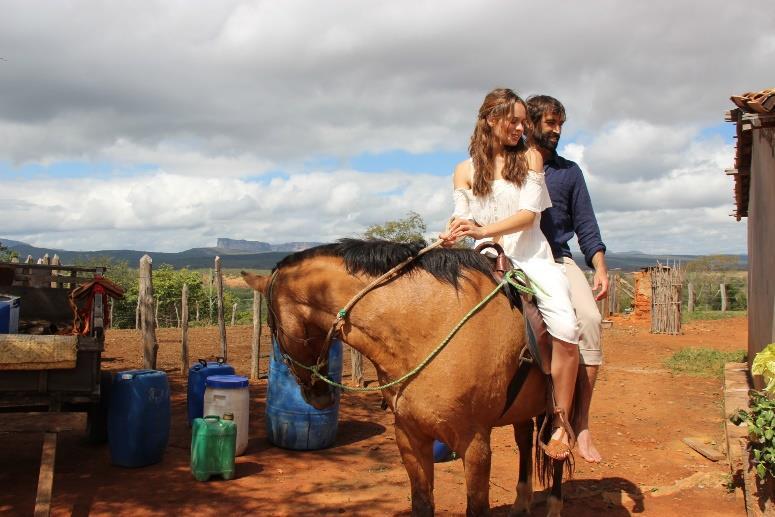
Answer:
[{"left": 538, "top": 408, "right": 576, "bottom": 461}]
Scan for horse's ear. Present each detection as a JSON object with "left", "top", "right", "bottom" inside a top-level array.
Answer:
[{"left": 241, "top": 271, "right": 270, "bottom": 294}]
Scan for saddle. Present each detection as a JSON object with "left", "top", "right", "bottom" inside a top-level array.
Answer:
[{"left": 474, "top": 242, "right": 552, "bottom": 375}]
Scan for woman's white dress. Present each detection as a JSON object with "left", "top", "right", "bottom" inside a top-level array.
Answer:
[{"left": 453, "top": 168, "right": 580, "bottom": 344}]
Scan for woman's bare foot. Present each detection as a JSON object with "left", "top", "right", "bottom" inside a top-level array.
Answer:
[{"left": 576, "top": 429, "right": 602, "bottom": 463}]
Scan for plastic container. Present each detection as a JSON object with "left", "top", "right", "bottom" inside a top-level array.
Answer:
[
  {"left": 108, "top": 369, "right": 170, "bottom": 467},
  {"left": 203, "top": 375, "right": 250, "bottom": 456},
  {"left": 191, "top": 414, "right": 237, "bottom": 481},
  {"left": 0, "top": 295, "right": 20, "bottom": 333},
  {"left": 265, "top": 338, "right": 342, "bottom": 450},
  {"left": 187, "top": 358, "right": 235, "bottom": 425},
  {"left": 433, "top": 440, "right": 457, "bottom": 462}
]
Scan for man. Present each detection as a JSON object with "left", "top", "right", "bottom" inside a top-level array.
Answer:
[{"left": 527, "top": 95, "right": 608, "bottom": 463}]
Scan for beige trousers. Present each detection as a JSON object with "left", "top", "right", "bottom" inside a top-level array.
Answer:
[{"left": 562, "top": 257, "right": 603, "bottom": 366}]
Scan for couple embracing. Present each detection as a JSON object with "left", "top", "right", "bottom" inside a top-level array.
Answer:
[{"left": 440, "top": 89, "right": 607, "bottom": 463}]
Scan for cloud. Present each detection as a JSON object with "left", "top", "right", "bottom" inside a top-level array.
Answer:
[{"left": 0, "top": 0, "right": 764, "bottom": 254}]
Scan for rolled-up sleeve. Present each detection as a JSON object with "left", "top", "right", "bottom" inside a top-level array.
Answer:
[{"left": 518, "top": 171, "right": 553, "bottom": 213}]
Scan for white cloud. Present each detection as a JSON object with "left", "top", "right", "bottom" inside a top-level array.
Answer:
[{"left": 0, "top": 0, "right": 765, "bottom": 254}]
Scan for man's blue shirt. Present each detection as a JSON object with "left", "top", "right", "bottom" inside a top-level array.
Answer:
[{"left": 540, "top": 152, "right": 606, "bottom": 268}]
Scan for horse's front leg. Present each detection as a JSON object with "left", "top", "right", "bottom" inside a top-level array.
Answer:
[
  {"left": 461, "top": 429, "right": 492, "bottom": 516},
  {"left": 509, "top": 421, "right": 533, "bottom": 516},
  {"left": 394, "top": 418, "right": 435, "bottom": 516},
  {"left": 547, "top": 460, "right": 565, "bottom": 517}
]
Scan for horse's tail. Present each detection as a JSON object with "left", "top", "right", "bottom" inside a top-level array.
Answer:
[{"left": 534, "top": 377, "right": 580, "bottom": 486}]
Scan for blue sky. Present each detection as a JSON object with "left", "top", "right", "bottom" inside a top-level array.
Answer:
[{"left": 0, "top": 0, "right": 771, "bottom": 254}]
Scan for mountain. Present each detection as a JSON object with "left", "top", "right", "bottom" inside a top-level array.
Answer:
[
  {"left": 1, "top": 238, "right": 747, "bottom": 272},
  {"left": 216, "top": 238, "right": 323, "bottom": 253}
]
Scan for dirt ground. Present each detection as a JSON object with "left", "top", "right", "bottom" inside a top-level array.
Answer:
[{"left": 0, "top": 315, "right": 747, "bottom": 516}]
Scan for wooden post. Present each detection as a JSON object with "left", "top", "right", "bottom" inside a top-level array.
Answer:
[
  {"left": 50, "top": 254, "right": 60, "bottom": 288},
  {"left": 350, "top": 345, "right": 364, "bottom": 387},
  {"left": 154, "top": 297, "right": 160, "bottom": 328},
  {"left": 175, "top": 304, "right": 180, "bottom": 328},
  {"left": 215, "top": 257, "right": 227, "bottom": 361},
  {"left": 139, "top": 255, "right": 158, "bottom": 369},
  {"left": 33, "top": 432, "right": 57, "bottom": 517},
  {"left": 231, "top": 302, "right": 238, "bottom": 326},
  {"left": 687, "top": 283, "right": 694, "bottom": 312},
  {"left": 108, "top": 301, "right": 113, "bottom": 330},
  {"left": 208, "top": 268, "right": 214, "bottom": 324},
  {"left": 195, "top": 300, "right": 200, "bottom": 321},
  {"left": 251, "top": 291, "right": 261, "bottom": 380},
  {"left": 135, "top": 298, "right": 140, "bottom": 330},
  {"left": 181, "top": 284, "right": 189, "bottom": 374},
  {"left": 720, "top": 283, "right": 727, "bottom": 312}
]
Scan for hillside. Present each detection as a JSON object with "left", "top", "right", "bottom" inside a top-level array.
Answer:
[{"left": 0, "top": 238, "right": 747, "bottom": 272}]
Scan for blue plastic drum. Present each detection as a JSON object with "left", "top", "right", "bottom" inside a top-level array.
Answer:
[
  {"left": 266, "top": 338, "right": 343, "bottom": 450},
  {"left": 108, "top": 369, "right": 170, "bottom": 467},
  {"left": 187, "top": 358, "right": 235, "bottom": 425}
]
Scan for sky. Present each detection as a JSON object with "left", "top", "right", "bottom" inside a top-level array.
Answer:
[{"left": 1, "top": 1, "right": 772, "bottom": 255}]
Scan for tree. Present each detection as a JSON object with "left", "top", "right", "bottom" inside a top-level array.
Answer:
[
  {"left": 0, "top": 241, "right": 18, "bottom": 262},
  {"left": 363, "top": 211, "right": 427, "bottom": 243}
]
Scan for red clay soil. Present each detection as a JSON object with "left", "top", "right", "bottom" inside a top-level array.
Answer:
[{"left": 0, "top": 315, "right": 747, "bottom": 516}]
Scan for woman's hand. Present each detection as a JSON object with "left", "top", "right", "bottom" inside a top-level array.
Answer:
[{"left": 448, "top": 218, "right": 489, "bottom": 241}]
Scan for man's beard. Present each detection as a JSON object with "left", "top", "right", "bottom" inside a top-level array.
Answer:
[{"left": 535, "top": 131, "right": 559, "bottom": 152}]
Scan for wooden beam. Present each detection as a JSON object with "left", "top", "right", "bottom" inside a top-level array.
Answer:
[
  {"left": 0, "top": 412, "right": 86, "bottom": 433},
  {"left": 33, "top": 432, "right": 57, "bottom": 517}
]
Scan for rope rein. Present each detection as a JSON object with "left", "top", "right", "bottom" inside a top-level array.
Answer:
[{"left": 283, "top": 267, "right": 536, "bottom": 392}]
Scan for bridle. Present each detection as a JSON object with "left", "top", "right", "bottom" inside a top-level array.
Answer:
[{"left": 264, "top": 240, "right": 446, "bottom": 390}]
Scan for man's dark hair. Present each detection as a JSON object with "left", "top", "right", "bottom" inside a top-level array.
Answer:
[{"left": 526, "top": 95, "right": 566, "bottom": 126}]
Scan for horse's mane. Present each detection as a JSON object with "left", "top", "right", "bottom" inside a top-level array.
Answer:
[{"left": 274, "top": 238, "right": 494, "bottom": 288}]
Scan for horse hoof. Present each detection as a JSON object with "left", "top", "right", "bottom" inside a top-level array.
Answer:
[{"left": 546, "top": 494, "right": 563, "bottom": 517}]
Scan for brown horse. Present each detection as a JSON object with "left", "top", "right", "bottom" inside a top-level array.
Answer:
[{"left": 242, "top": 239, "right": 574, "bottom": 516}]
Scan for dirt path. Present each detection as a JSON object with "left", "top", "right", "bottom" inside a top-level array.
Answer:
[{"left": 0, "top": 316, "right": 746, "bottom": 515}]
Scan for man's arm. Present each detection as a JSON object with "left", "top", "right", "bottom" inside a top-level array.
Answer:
[{"left": 570, "top": 166, "right": 608, "bottom": 298}]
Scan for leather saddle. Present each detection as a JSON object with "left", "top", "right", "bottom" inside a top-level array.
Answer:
[{"left": 474, "top": 241, "right": 552, "bottom": 375}]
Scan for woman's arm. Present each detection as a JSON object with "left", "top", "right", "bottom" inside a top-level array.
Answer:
[{"left": 449, "top": 209, "right": 536, "bottom": 241}]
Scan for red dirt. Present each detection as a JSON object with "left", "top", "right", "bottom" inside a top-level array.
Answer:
[{"left": 0, "top": 315, "right": 747, "bottom": 516}]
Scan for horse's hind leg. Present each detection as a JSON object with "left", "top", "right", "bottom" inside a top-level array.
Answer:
[
  {"left": 547, "top": 460, "right": 565, "bottom": 517},
  {"left": 461, "top": 429, "right": 492, "bottom": 516},
  {"left": 509, "top": 421, "right": 533, "bottom": 516},
  {"left": 394, "top": 419, "right": 435, "bottom": 516}
]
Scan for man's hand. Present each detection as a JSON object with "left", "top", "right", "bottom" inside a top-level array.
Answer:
[{"left": 591, "top": 251, "right": 609, "bottom": 301}]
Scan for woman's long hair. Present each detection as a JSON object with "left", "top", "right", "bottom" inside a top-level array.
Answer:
[{"left": 469, "top": 88, "right": 530, "bottom": 197}]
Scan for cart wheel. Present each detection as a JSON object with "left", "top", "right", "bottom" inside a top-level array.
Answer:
[{"left": 87, "top": 371, "right": 113, "bottom": 443}]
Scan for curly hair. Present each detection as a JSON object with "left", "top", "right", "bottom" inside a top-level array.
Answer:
[{"left": 468, "top": 88, "right": 530, "bottom": 197}]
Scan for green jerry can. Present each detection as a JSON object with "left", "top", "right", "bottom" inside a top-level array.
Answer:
[{"left": 191, "top": 414, "right": 237, "bottom": 481}]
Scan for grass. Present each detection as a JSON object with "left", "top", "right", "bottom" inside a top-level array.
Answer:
[
  {"left": 683, "top": 310, "right": 747, "bottom": 322},
  {"left": 664, "top": 347, "right": 746, "bottom": 378}
]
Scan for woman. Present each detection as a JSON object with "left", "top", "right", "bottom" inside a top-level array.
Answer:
[{"left": 440, "top": 88, "right": 580, "bottom": 460}]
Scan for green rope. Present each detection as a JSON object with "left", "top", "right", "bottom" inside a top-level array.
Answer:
[{"left": 284, "top": 268, "right": 536, "bottom": 392}]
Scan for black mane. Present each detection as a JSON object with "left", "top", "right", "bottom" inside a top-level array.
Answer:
[{"left": 274, "top": 238, "right": 494, "bottom": 288}]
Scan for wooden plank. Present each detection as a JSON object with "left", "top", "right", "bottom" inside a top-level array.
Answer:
[
  {"left": 33, "top": 432, "right": 57, "bottom": 517},
  {"left": 682, "top": 437, "right": 725, "bottom": 462},
  {"left": 0, "top": 262, "right": 105, "bottom": 273},
  {"left": 0, "top": 412, "right": 87, "bottom": 433},
  {"left": 0, "top": 335, "right": 78, "bottom": 371}
]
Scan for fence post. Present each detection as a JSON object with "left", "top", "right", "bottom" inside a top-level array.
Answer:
[
  {"left": 215, "top": 256, "right": 227, "bottom": 361},
  {"left": 251, "top": 291, "right": 261, "bottom": 380},
  {"left": 181, "top": 283, "right": 189, "bottom": 374},
  {"left": 135, "top": 298, "right": 140, "bottom": 330},
  {"left": 720, "top": 283, "right": 727, "bottom": 312},
  {"left": 231, "top": 302, "right": 238, "bottom": 326},
  {"left": 687, "top": 283, "right": 694, "bottom": 312},
  {"left": 139, "top": 255, "right": 158, "bottom": 369}
]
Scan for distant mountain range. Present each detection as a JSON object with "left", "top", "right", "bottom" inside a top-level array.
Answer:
[{"left": 1, "top": 237, "right": 747, "bottom": 272}]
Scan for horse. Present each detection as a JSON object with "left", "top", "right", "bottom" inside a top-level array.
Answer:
[{"left": 242, "top": 239, "right": 575, "bottom": 516}]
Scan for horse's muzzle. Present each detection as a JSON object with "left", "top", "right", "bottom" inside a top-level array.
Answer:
[{"left": 301, "top": 384, "right": 336, "bottom": 410}]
